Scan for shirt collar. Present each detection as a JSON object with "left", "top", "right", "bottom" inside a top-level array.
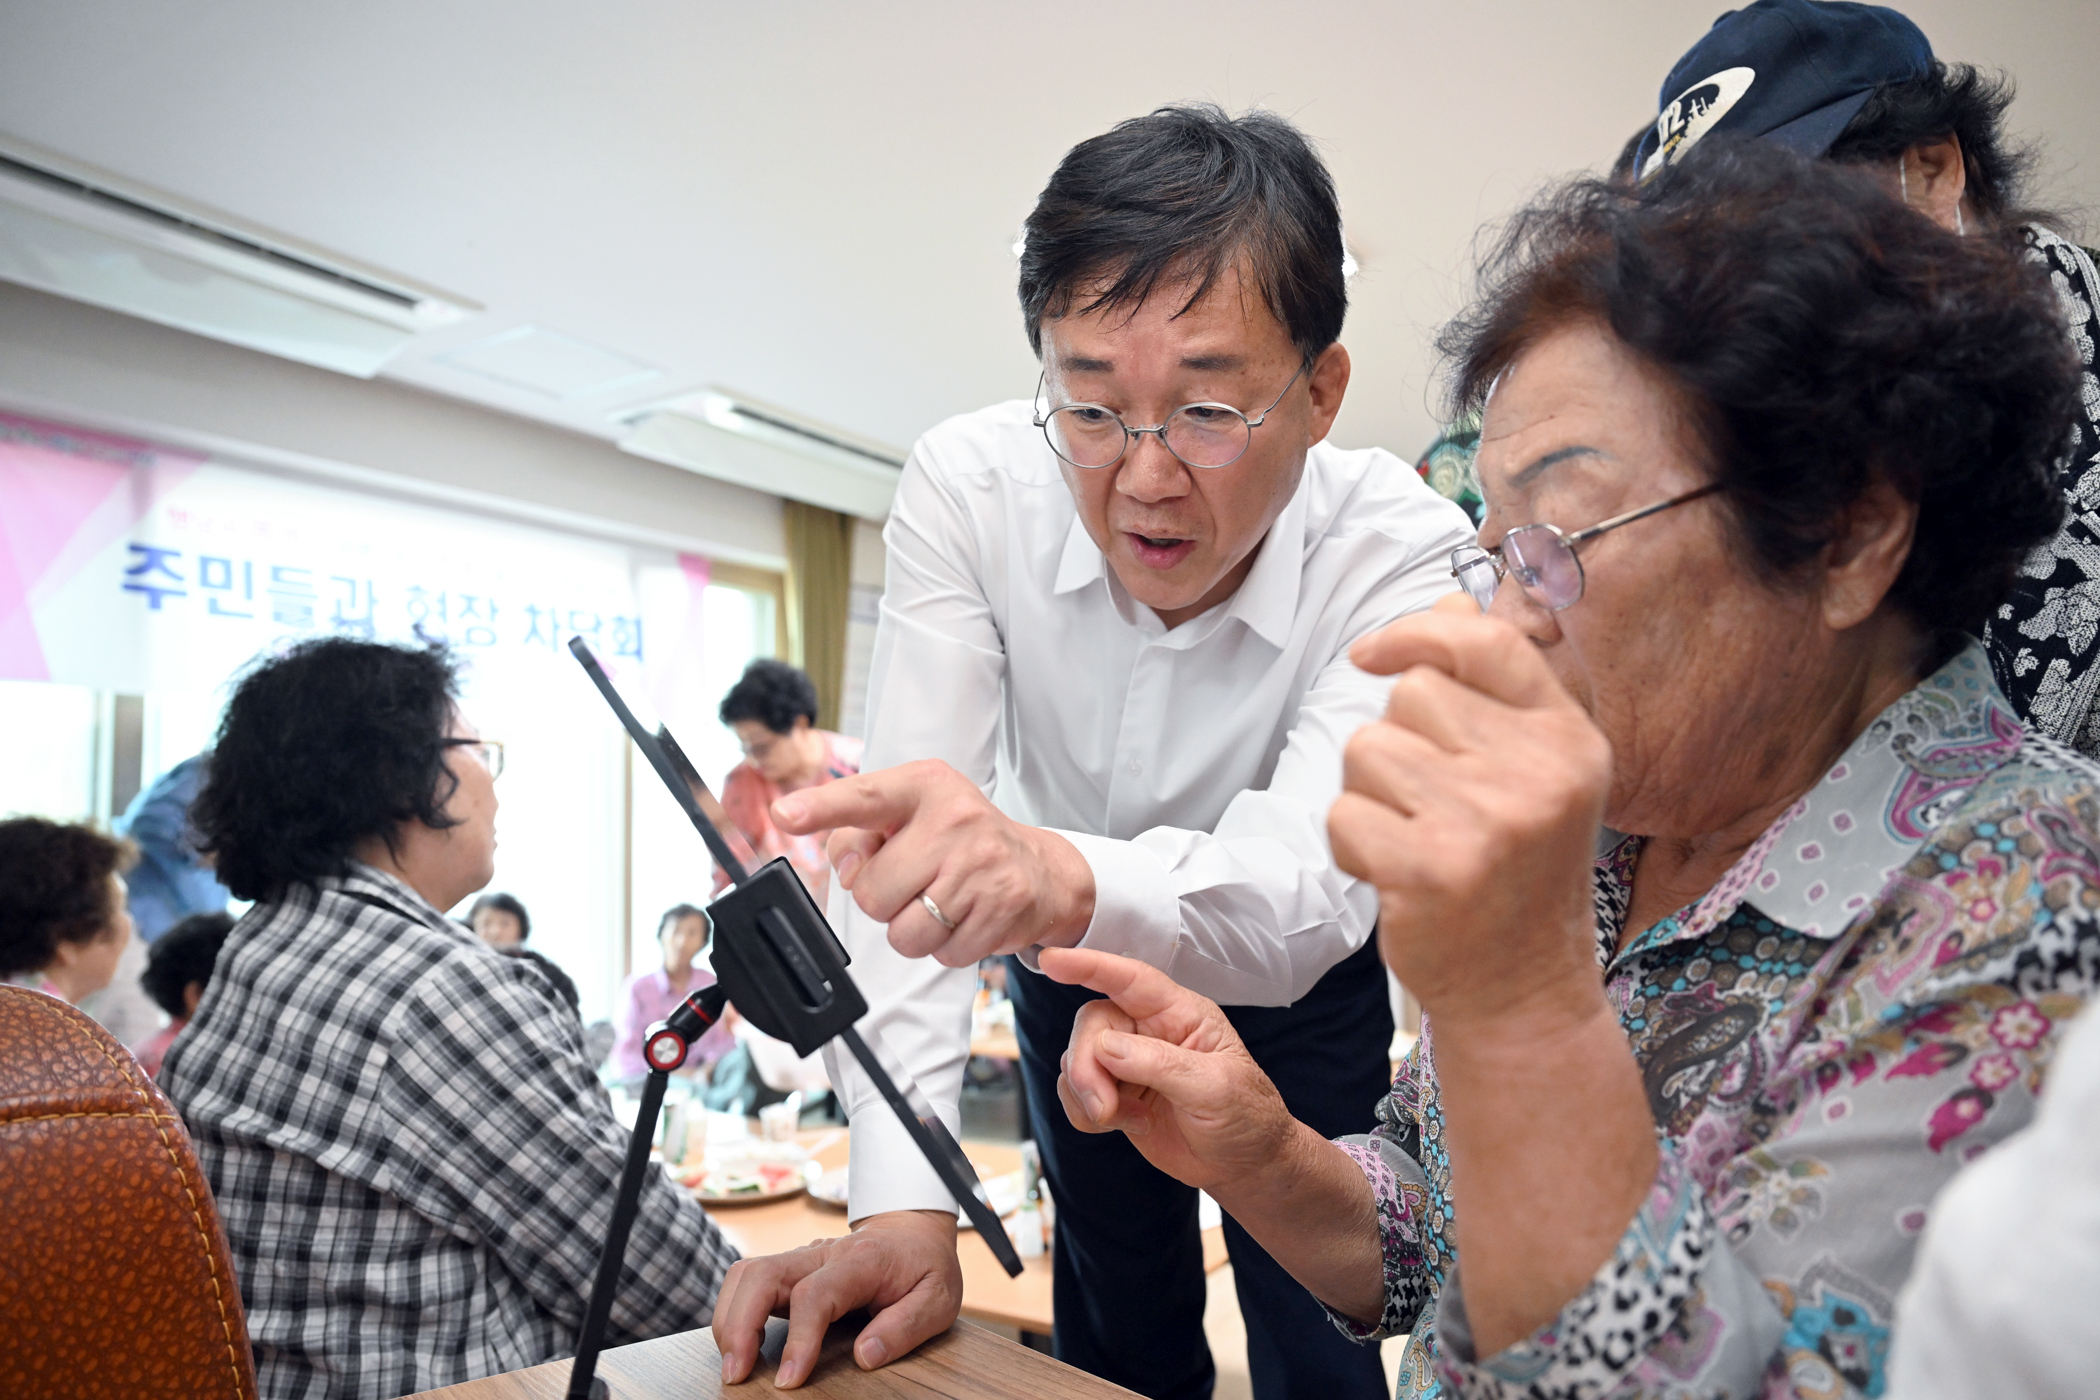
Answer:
[
  {"left": 1048, "top": 469, "right": 1308, "bottom": 652},
  {"left": 1612, "top": 640, "right": 2023, "bottom": 953},
  {"left": 332, "top": 862, "right": 463, "bottom": 938}
]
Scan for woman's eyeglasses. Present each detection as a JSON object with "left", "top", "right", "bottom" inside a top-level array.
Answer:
[
  {"left": 1450, "top": 483, "right": 1721, "bottom": 613},
  {"left": 442, "top": 738, "right": 506, "bottom": 780}
]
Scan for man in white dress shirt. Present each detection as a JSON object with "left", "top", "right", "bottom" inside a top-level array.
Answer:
[{"left": 713, "top": 105, "right": 1471, "bottom": 1398}]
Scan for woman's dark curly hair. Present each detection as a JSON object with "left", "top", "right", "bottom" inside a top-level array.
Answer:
[
  {"left": 719, "top": 659, "right": 819, "bottom": 736},
  {"left": 1440, "top": 138, "right": 2079, "bottom": 644},
  {"left": 193, "top": 637, "right": 463, "bottom": 902},
  {"left": 0, "top": 817, "right": 135, "bottom": 978}
]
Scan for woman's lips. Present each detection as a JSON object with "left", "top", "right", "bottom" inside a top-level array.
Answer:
[{"left": 1126, "top": 531, "right": 1196, "bottom": 569}]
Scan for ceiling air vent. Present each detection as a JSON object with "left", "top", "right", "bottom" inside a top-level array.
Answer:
[
  {"left": 620, "top": 389, "right": 905, "bottom": 520},
  {"left": 0, "top": 137, "right": 476, "bottom": 377}
]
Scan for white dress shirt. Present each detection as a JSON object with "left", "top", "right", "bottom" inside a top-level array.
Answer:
[{"left": 829, "top": 399, "right": 1473, "bottom": 1219}]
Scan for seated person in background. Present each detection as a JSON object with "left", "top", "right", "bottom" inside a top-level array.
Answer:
[
  {"left": 470, "top": 889, "right": 531, "bottom": 948},
  {"left": 161, "top": 637, "right": 736, "bottom": 1400},
  {"left": 608, "top": 902, "right": 734, "bottom": 1083},
  {"left": 717, "top": 659, "right": 862, "bottom": 904},
  {"left": 1045, "top": 142, "right": 2097, "bottom": 1400},
  {"left": 84, "top": 752, "right": 232, "bottom": 1046},
  {"left": 0, "top": 817, "right": 136, "bottom": 1006},
  {"left": 131, "top": 908, "right": 233, "bottom": 1076}
]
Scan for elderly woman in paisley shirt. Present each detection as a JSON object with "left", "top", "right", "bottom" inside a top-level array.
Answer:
[{"left": 1038, "top": 140, "right": 2094, "bottom": 1400}]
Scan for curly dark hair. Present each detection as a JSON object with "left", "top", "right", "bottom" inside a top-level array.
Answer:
[
  {"left": 1441, "top": 138, "right": 2079, "bottom": 644},
  {"left": 468, "top": 891, "right": 531, "bottom": 943},
  {"left": 141, "top": 910, "right": 233, "bottom": 1018},
  {"left": 0, "top": 817, "right": 135, "bottom": 978},
  {"left": 1826, "top": 62, "right": 2038, "bottom": 225},
  {"left": 193, "top": 637, "right": 463, "bottom": 902},
  {"left": 1018, "top": 104, "right": 1346, "bottom": 364},
  {"left": 719, "top": 660, "right": 819, "bottom": 736}
]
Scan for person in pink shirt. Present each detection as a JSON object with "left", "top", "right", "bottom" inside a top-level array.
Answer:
[
  {"left": 715, "top": 660, "right": 863, "bottom": 905},
  {"left": 0, "top": 817, "right": 136, "bottom": 1007},
  {"left": 607, "top": 903, "right": 736, "bottom": 1083}
]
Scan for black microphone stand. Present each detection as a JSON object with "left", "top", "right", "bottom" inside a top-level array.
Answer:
[{"left": 566, "top": 981, "right": 730, "bottom": 1400}]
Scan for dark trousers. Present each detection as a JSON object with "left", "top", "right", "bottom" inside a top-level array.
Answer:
[{"left": 1007, "top": 937, "right": 1394, "bottom": 1400}]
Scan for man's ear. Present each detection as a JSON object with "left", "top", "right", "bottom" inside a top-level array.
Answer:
[
  {"left": 1823, "top": 474, "right": 1919, "bottom": 631},
  {"left": 1902, "top": 135, "right": 1969, "bottom": 234},
  {"left": 1305, "top": 342, "right": 1351, "bottom": 447}
]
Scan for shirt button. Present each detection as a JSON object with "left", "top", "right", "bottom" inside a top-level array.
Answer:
[{"left": 1128, "top": 760, "right": 1142, "bottom": 775}]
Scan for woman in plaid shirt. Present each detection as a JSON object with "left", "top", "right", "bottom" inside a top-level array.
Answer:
[{"left": 163, "top": 637, "right": 737, "bottom": 1400}]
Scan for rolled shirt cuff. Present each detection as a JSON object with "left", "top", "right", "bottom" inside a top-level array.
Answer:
[
  {"left": 1015, "top": 829, "right": 1181, "bottom": 975},
  {"left": 828, "top": 1042, "right": 967, "bottom": 1223}
]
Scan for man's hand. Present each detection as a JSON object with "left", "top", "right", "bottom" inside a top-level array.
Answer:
[
  {"left": 711, "top": 1209, "right": 960, "bottom": 1389},
  {"left": 773, "top": 759, "right": 1095, "bottom": 964},
  {"left": 1329, "top": 593, "right": 1612, "bottom": 1034},
  {"left": 1040, "top": 947, "right": 1295, "bottom": 1197}
]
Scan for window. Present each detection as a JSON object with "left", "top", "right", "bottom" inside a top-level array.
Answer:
[{"left": 625, "top": 578, "right": 777, "bottom": 986}]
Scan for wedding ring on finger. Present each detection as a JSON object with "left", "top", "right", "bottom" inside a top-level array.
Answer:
[{"left": 919, "top": 892, "right": 958, "bottom": 932}]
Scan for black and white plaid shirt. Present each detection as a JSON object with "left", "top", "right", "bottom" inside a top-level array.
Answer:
[{"left": 161, "top": 864, "right": 737, "bottom": 1399}]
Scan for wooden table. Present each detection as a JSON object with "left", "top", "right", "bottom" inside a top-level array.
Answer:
[
  {"left": 698, "top": 1131, "right": 1226, "bottom": 1337},
  {"left": 406, "top": 1315, "right": 1139, "bottom": 1399},
  {"left": 968, "top": 1030, "right": 1022, "bottom": 1063}
]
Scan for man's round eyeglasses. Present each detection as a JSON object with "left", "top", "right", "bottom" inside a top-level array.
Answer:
[
  {"left": 443, "top": 738, "right": 506, "bottom": 780},
  {"left": 1032, "top": 361, "right": 1307, "bottom": 470},
  {"left": 1450, "top": 483, "right": 1720, "bottom": 613}
]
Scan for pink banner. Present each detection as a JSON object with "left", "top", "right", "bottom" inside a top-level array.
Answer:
[{"left": 0, "top": 413, "right": 201, "bottom": 680}]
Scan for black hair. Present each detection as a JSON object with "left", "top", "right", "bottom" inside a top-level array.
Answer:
[
  {"left": 1826, "top": 62, "right": 2038, "bottom": 225},
  {"left": 193, "top": 637, "right": 463, "bottom": 902},
  {"left": 658, "top": 903, "right": 708, "bottom": 944},
  {"left": 141, "top": 911, "right": 233, "bottom": 1018},
  {"left": 1610, "top": 126, "right": 1652, "bottom": 184},
  {"left": 1442, "top": 138, "right": 2077, "bottom": 645},
  {"left": 0, "top": 818, "right": 135, "bottom": 978},
  {"left": 468, "top": 891, "right": 531, "bottom": 943},
  {"left": 1018, "top": 104, "right": 1346, "bottom": 365},
  {"left": 504, "top": 947, "right": 580, "bottom": 1018},
  {"left": 719, "top": 659, "right": 819, "bottom": 736}
]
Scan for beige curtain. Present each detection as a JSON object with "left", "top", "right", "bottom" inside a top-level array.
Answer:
[{"left": 782, "top": 500, "right": 854, "bottom": 731}]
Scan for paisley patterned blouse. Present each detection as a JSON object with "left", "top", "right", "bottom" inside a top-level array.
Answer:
[{"left": 1330, "top": 642, "right": 2100, "bottom": 1398}]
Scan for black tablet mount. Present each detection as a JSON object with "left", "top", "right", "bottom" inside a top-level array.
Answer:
[{"left": 563, "top": 638, "right": 1023, "bottom": 1400}]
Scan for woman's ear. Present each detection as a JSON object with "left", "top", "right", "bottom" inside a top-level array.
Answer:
[
  {"left": 1823, "top": 474, "right": 1919, "bottom": 630},
  {"left": 1901, "top": 135, "right": 1969, "bottom": 235}
]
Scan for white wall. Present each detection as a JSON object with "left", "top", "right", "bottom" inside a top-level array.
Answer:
[{"left": 0, "top": 280, "right": 785, "bottom": 568}]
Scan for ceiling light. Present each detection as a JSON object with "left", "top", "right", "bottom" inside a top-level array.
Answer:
[
  {"left": 0, "top": 139, "right": 476, "bottom": 378},
  {"left": 619, "top": 389, "right": 904, "bottom": 520}
]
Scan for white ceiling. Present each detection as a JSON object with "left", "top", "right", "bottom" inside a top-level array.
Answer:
[{"left": 1, "top": 0, "right": 2094, "bottom": 468}]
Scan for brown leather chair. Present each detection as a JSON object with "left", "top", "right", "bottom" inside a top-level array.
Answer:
[{"left": 0, "top": 986, "right": 258, "bottom": 1398}]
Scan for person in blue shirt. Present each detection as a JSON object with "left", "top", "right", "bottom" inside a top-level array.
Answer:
[{"left": 115, "top": 754, "right": 231, "bottom": 942}]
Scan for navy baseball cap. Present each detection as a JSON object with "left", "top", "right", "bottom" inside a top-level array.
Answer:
[{"left": 1635, "top": 0, "right": 1934, "bottom": 180}]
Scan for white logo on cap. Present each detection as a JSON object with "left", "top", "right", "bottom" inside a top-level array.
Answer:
[{"left": 1641, "top": 66, "right": 1756, "bottom": 180}]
